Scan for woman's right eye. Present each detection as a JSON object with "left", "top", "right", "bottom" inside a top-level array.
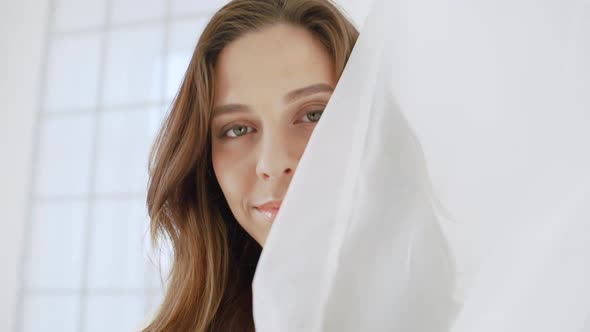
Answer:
[{"left": 224, "top": 125, "right": 253, "bottom": 138}]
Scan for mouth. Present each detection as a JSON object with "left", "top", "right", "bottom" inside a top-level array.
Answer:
[
  {"left": 253, "top": 206, "right": 280, "bottom": 223},
  {"left": 253, "top": 200, "right": 282, "bottom": 224}
]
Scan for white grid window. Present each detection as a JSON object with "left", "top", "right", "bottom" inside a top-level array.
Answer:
[{"left": 16, "top": 0, "right": 228, "bottom": 331}]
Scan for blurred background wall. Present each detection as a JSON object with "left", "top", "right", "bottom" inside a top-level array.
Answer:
[
  {"left": 1, "top": 0, "right": 50, "bottom": 330},
  {"left": 0, "top": 0, "right": 368, "bottom": 331}
]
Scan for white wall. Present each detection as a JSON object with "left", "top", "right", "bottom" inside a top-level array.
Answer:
[
  {"left": 335, "top": 0, "right": 373, "bottom": 29},
  {"left": 0, "top": 0, "right": 50, "bottom": 331}
]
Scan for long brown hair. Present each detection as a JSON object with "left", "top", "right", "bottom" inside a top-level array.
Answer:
[{"left": 143, "top": 0, "right": 358, "bottom": 330}]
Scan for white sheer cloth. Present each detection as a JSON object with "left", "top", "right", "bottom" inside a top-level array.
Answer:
[{"left": 252, "top": 0, "right": 590, "bottom": 331}]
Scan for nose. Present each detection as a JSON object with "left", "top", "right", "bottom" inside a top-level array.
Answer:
[{"left": 255, "top": 131, "right": 296, "bottom": 181}]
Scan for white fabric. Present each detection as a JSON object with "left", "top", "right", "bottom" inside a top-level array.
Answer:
[{"left": 252, "top": 0, "right": 590, "bottom": 331}]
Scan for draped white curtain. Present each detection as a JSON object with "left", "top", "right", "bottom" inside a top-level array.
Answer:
[{"left": 252, "top": 0, "right": 590, "bottom": 331}]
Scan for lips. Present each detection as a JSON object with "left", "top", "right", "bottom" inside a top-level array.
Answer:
[
  {"left": 256, "top": 201, "right": 282, "bottom": 210},
  {"left": 254, "top": 200, "right": 282, "bottom": 223}
]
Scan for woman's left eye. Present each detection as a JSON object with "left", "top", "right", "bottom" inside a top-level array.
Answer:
[{"left": 300, "top": 110, "right": 324, "bottom": 123}]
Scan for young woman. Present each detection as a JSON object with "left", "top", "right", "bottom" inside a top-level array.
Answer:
[{"left": 143, "top": 0, "right": 358, "bottom": 330}]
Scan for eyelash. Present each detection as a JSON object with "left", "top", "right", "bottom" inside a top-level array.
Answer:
[{"left": 220, "top": 110, "right": 324, "bottom": 139}]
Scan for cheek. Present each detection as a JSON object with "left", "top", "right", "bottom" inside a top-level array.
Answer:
[
  {"left": 293, "top": 125, "right": 316, "bottom": 153},
  {"left": 211, "top": 141, "right": 252, "bottom": 213}
]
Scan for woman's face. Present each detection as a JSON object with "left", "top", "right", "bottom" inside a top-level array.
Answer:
[{"left": 211, "top": 23, "right": 336, "bottom": 246}]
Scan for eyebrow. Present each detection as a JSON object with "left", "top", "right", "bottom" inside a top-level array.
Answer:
[
  {"left": 284, "top": 83, "right": 334, "bottom": 103},
  {"left": 212, "top": 83, "right": 334, "bottom": 119}
]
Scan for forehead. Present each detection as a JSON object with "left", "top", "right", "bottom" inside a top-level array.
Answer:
[{"left": 213, "top": 23, "right": 336, "bottom": 106}]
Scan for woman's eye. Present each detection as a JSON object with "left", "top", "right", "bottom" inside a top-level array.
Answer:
[
  {"left": 221, "top": 111, "right": 323, "bottom": 138},
  {"left": 224, "top": 125, "right": 252, "bottom": 138},
  {"left": 301, "top": 110, "right": 324, "bottom": 123}
]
